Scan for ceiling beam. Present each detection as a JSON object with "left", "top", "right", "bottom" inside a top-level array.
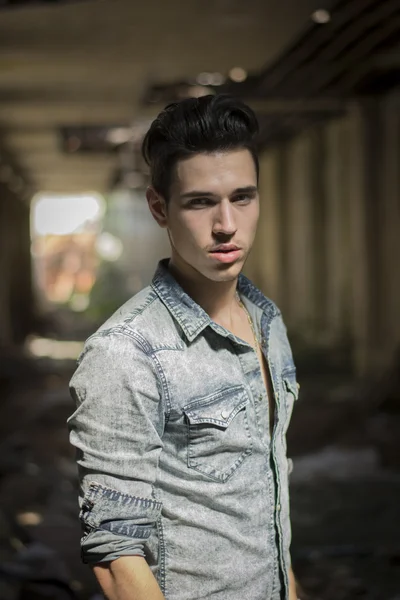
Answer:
[
  {"left": 258, "top": 0, "right": 400, "bottom": 96},
  {"left": 257, "top": 0, "right": 380, "bottom": 93},
  {"left": 246, "top": 98, "right": 347, "bottom": 114}
]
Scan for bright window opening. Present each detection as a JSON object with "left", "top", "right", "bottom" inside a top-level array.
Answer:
[{"left": 31, "top": 192, "right": 106, "bottom": 309}]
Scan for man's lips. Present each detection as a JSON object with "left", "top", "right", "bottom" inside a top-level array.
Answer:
[
  {"left": 209, "top": 244, "right": 240, "bottom": 253},
  {"left": 209, "top": 245, "right": 242, "bottom": 263}
]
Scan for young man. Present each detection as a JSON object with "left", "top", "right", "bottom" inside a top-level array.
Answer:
[{"left": 68, "top": 94, "right": 299, "bottom": 600}]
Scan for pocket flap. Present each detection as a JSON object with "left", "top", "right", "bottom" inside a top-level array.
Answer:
[
  {"left": 283, "top": 371, "right": 299, "bottom": 400},
  {"left": 183, "top": 386, "right": 248, "bottom": 428}
]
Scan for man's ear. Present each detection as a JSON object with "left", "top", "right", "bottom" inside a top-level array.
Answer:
[{"left": 146, "top": 186, "right": 168, "bottom": 228}]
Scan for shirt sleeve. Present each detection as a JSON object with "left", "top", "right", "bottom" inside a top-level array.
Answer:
[{"left": 67, "top": 329, "right": 165, "bottom": 565}]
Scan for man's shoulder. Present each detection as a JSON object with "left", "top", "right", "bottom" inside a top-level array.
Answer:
[
  {"left": 94, "top": 285, "right": 158, "bottom": 333},
  {"left": 87, "top": 284, "right": 179, "bottom": 348}
]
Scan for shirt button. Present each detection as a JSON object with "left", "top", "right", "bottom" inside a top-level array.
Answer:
[
  {"left": 276, "top": 504, "right": 281, "bottom": 511},
  {"left": 221, "top": 410, "right": 229, "bottom": 420}
]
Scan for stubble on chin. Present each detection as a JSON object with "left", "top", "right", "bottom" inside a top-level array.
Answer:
[{"left": 203, "top": 259, "right": 245, "bottom": 283}]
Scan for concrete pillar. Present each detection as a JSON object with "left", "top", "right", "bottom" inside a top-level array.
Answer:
[
  {"left": 310, "top": 127, "right": 329, "bottom": 338},
  {"left": 379, "top": 93, "right": 400, "bottom": 366},
  {"left": 0, "top": 186, "right": 13, "bottom": 346},
  {"left": 347, "top": 102, "right": 372, "bottom": 375},
  {"left": 0, "top": 183, "right": 34, "bottom": 348},
  {"left": 10, "top": 199, "right": 35, "bottom": 343},
  {"left": 284, "top": 132, "right": 316, "bottom": 334},
  {"left": 253, "top": 148, "right": 282, "bottom": 305},
  {"left": 324, "top": 117, "right": 352, "bottom": 344},
  {"left": 347, "top": 100, "right": 387, "bottom": 375}
]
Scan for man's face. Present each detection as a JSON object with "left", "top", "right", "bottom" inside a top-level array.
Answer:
[{"left": 163, "top": 149, "right": 259, "bottom": 282}]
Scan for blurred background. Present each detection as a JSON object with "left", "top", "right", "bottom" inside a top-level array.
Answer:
[{"left": 0, "top": 0, "right": 399, "bottom": 598}]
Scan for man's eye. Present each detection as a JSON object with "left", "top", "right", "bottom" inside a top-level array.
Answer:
[
  {"left": 233, "top": 194, "right": 252, "bottom": 203},
  {"left": 188, "top": 198, "right": 213, "bottom": 207}
]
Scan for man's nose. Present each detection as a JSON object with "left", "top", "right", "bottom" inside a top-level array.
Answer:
[{"left": 213, "top": 201, "right": 236, "bottom": 236}]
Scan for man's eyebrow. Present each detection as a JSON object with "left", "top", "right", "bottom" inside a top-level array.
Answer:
[
  {"left": 180, "top": 185, "right": 258, "bottom": 200},
  {"left": 180, "top": 190, "right": 217, "bottom": 200},
  {"left": 232, "top": 186, "right": 258, "bottom": 195}
]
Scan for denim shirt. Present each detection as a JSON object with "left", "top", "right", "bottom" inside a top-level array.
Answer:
[{"left": 68, "top": 259, "right": 299, "bottom": 600}]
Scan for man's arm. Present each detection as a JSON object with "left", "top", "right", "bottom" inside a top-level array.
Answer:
[
  {"left": 288, "top": 566, "right": 297, "bottom": 600},
  {"left": 93, "top": 557, "right": 165, "bottom": 600},
  {"left": 68, "top": 331, "right": 165, "bottom": 568}
]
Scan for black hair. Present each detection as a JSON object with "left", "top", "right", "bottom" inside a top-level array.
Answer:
[{"left": 141, "top": 94, "right": 259, "bottom": 200}]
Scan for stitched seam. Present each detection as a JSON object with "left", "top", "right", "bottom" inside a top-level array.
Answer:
[
  {"left": 281, "top": 367, "right": 296, "bottom": 376},
  {"left": 113, "top": 329, "right": 171, "bottom": 420},
  {"left": 151, "top": 281, "right": 209, "bottom": 340},
  {"left": 87, "top": 482, "right": 162, "bottom": 508},
  {"left": 238, "top": 274, "right": 281, "bottom": 317},
  {"left": 182, "top": 385, "right": 245, "bottom": 411},
  {"left": 121, "top": 291, "right": 158, "bottom": 327},
  {"left": 97, "top": 525, "right": 152, "bottom": 539},
  {"left": 186, "top": 408, "right": 253, "bottom": 483},
  {"left": 130, "top": 331, "right": 172, "bottom": 419},
  {"left": 156, "top": 515, "right": 166, "bottom": 596}
]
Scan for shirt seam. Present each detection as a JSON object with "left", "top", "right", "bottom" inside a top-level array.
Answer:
[{"left": 122, "top": 327, "right": 172, "bottom": 420}]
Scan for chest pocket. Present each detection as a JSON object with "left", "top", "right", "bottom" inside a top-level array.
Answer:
[{"left": 183, "top": 386, "right": 253, "bottom": 483}]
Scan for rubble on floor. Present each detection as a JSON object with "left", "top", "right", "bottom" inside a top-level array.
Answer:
[{"left": 0, "top": 352, "right": 399, "bottom": 599}]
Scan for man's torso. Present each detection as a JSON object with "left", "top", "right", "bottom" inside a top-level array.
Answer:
[{"left": 69, "top": 261, "right": 299, "bottom": 600}]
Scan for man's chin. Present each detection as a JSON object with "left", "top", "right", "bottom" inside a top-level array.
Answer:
[{"left": 203, "top": 261, "right": 243, "bottom": 282}]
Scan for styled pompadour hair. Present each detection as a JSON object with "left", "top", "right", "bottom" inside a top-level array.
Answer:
[{"left": 141, "top": 94, "right": 259, "bottom": 200}]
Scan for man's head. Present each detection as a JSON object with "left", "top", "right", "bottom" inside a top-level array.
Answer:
[{"left": 142, "top": 94, "right": 260, "bottom": 283}]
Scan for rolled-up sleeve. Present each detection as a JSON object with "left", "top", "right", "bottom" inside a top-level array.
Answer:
[{"left": 67, "top": 330, "right": 165, "bottom": 565}]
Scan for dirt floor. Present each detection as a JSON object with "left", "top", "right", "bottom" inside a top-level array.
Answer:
[{"left": 0, "top": 350, "right": 399, "bottom": 600}]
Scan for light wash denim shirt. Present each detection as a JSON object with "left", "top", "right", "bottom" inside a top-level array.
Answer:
[{"left": 68, "top": 259, "right": 299, "bottom": 600}]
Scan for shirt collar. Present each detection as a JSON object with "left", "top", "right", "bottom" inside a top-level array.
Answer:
[{"left": 151, "top": 259, "right": 279, "bottom": 343}]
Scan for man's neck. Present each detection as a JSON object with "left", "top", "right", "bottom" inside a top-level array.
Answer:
[{"left": 168, "top": 256, "right": 239, "bottom": 327}]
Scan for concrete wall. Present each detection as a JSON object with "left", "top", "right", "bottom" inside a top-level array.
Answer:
[{"left": 248, "top": 94, "right": 400, "bottom": 377}]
